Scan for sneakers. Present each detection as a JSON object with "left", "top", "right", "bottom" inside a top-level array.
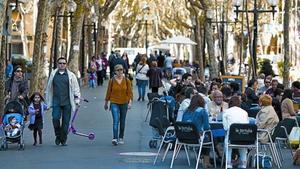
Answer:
[
  {"left": 112, "top": 139, "right": 118, "bottom": 146},
  {"left": 118, "top": 138, "right": 124, "bottom": 144}
]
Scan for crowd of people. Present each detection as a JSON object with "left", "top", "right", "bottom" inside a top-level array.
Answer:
[{"left": 3, "top": 50, "right": 300, "bottom": 167}]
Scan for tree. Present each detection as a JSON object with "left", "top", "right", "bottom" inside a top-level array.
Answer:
[
  {"left": 283, "top": 0, "right": 291, "bottom": 88},
  {"left": 68, "top": 0, "right": 88, "bottom": 74},
  {"left": 95, "top": 0, "right": 120, "bottom": 57},
  {"left": 50, "top": 1, "right": 66, "bottom": 76},
  {"left": 30, "top": 0, "right": 49, "bottom": 95},
  {"left": 199, "top": 0, "right": 218, "bottom": 79},
  {"left": 0, "top": 0, "right": 8, "bottom": 116}
]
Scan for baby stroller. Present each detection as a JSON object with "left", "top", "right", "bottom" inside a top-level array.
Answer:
[
  {"left": 0, "top": 100, "right": 25, "bottom": 150},
  {"left": 148, "top": 93, "right": 176, "bottom": 148}
]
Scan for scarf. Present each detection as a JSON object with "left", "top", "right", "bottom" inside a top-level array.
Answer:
[{"left": 11, "top": 76, "right": 23, "bottom": 100}]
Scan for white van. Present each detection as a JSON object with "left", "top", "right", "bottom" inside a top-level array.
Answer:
[{"left": 113, "top": 48, "right": 146, "bottom": 65}]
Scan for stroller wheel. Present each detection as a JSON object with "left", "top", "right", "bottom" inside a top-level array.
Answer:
[
  {"left": 152, "top": 140, "right": 158, "bottom": 148},
  {"left": 149, "top": 140, "right": 158, "bottom": 149},
  {"left": 149, "top": 140, "right": 154, "bottom": 148}
]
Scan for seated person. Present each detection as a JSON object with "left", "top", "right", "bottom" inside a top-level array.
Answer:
[
  {"left": 207, "top": 90, "right": 228, "bottom": 121},
  {"left": 5, "top": 116, "right": 21, "bottom": 137},
  {"left": 245, "top": 79, "right": 259, "bottom": 104},
  {"left": 176, "top": 87, "right": 195, "bottom": 122},
  {"left": 256, "top": 94, "right": 279, "bottom": 143},
  {"left": 182, "top": 94, "right": 212, "bottom": 168},
  {"left": 281, "top": 89, "right": 297, "bottom": 120},
  {"left": 223, "top": 96, "right": 249, "bottom": 168},
  {"left": 292, "top": 81, "right": 300, "bottom": 104}
]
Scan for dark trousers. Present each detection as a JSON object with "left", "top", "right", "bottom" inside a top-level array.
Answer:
[
  {"left": 96, "top": 70, "right": 105, "bottom": 86},
  {"left": 52, "top": 104, "right": 72, "bottom": 143},
  {"left": 151, "top": 87, "right": 159, "bottom": 93}
]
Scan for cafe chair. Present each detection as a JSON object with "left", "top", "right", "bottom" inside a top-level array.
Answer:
[
  {"left": 271, "top": 118, "right": 298, "bottom": 161},
  {"left": 170, "top": 122, "right": 217, "bottom": 169},
  {"left": 225, "top": 123, "right": 259, "bottom": 169},
  {"left": 257, "top": 129, "right": 282, "bottom": 168},
  {"left": 153, "top": 126, "right": 175, "bottom": 165}
]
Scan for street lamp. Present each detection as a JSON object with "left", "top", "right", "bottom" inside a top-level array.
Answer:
[
  {"left": 53, "top": 0, "right": 77, "bottom": 69},
  {"left": 206, "top": 9, "right": 236, "bottom": 75},
  {"left": 81, "top": 12, "right": 98, "bottom": 77},
  {"left": 233, "top": 0, "right": 277, "bottom": 78}
]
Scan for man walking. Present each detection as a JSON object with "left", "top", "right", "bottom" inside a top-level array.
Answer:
[{"left": 45, "top": 57, "right": 81, "bottom": 146}]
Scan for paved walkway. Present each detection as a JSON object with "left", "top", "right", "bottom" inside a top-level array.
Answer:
[{"left": 0, "top": 81, "right": 297, "bottom": 169}]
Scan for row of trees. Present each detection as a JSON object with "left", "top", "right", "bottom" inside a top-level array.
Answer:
[{"left": 0, "top": 0, "right": 293, "bottom": 115}]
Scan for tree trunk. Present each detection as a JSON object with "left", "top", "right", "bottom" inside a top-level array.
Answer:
[
  {"left": 56, "top": 5, "right": 65, "bottom": 59},
  {"left": 195, "top": 18, "right": 204, "bottom": 81},
  {"left": 95, "top": 0, "right": 120, "bottom": 56},
  {"left": 68, "top": 4, "right": 84, "bottom": 75},
  {"left": 205, "top": 21, "right": 218, "bottom": 79},
  {"left": 0, "top": 0, "right": 8, "bottom": 117},
  {"left": 87, "top": 23, "right": 94, "bottom": 59},
  {"left": 50, "top": 4, "right": 65, "bottom": 75},
  {"left": 38, "top": 1, "right": 52, "bottom": 94},
  {"left": 283, "top": 0, "right": 291, "bottom": 88},
  {"left": 30, "top": 0, "right": 48, "bottom": 95}
]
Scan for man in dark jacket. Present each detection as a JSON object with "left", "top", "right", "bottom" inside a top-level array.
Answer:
[{"left": 109, "top": 51, "right": 128, "bottom": 78}]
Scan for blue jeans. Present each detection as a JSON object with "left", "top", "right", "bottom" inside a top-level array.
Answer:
[
  {"left": 52, "top": 104, "right": 72, "bottom": 142},
  {"left": 136, "top": 79, "right": 148, "bottom": 98},
  {"left": 88, "top": 79, "right": 96, "bottom": 88},
  {"left": 110, "top": 103, "right": 128, "bottom": 139}
]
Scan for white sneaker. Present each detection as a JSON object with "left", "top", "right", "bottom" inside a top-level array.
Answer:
[
  {"left": 112, "top": 139, "right": 118, "bottom": 146},
  {"left": 118, "top": 138, "right": 124, "bottom": 144}
]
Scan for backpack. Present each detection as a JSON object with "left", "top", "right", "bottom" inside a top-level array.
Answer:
[{"left": 252, "top": 153, "right": 273, "bottom": 168}]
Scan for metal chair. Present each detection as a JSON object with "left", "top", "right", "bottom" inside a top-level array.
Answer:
[
  {"left": 271, "top": 118, "right": 298, "bottom": 161},
  {"left": 258, "top": 128, "right": 282, "bottom": 168},
  {"left": 170, "top": 122, "right": 217, "bottom": 169},
  {"left": 153, "top": 126, "right": 175, "bottom": 165},
  {"left": 225, "top": 123, "right": 259, "bottom": 169}
]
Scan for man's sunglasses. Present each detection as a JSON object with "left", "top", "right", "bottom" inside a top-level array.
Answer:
[{"left": 58, "top": 62, "right": 66, "bottom": 65}]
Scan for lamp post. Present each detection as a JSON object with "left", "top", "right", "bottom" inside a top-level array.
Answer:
[
  {"left": 233, "top": 0, "right": 277, "bottom": 78},
  {"left": 206, "top": 9, "right": 235, "bottom": 75},
  {"left": 142, "top": 4, "right": 150, "bottom": 57},
  {"left": 81, "top": 12, "right": 98, "bottom": 77},
  {"left": 53, "top": 0, "right": 77, "bottom": 69}
]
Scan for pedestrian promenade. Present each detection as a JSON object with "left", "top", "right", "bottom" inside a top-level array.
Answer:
[{"left": 0, "top": 81, "right": 298, "bottom": 169}]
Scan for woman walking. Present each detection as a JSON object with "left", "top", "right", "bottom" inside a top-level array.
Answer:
[
  {"left": 147, "top": 61, "right": 163, "bottom": 93},
  {"left": 104, "top": 64, "right": 133, "bottom": 145},
  {"left": 135, "top": 55, "right": 149, "bottom": 101}
]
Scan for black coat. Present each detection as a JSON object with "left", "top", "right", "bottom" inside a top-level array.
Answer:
[{"left": 147, "top": 67, "right": 163, "bottom": 88}]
